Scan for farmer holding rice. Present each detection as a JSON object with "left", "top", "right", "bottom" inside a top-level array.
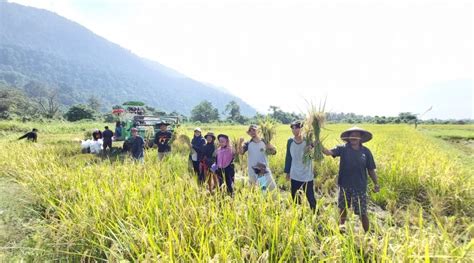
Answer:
[
  {"left": 284, "top": 121, "right": 317, "bottom": 211},
  {"left": 215, "top": 134, "right": 235, "bottom": 195},
  {"left": 154, "top": 120, "right": 172, "bottom": 161},
  {"left": 321, "top": 126, "right": 380, "bottom": 232},
  {"left": 238, "top": 124, "right": 277, "bottom": 190}
]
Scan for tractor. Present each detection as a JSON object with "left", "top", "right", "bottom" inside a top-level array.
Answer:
[{"left": 111, "top": 101, "right": 180, "bottom": 149}]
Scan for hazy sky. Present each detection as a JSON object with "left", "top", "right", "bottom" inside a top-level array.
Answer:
[{"left": 9, "top": 0, "right": 473, "bottom": 119}]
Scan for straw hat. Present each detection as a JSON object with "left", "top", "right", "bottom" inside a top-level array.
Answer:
[
  {"left": 205, "top": 132, "right": 216, "bottom": 140},
  {"left": 340, "top": 126, "right": 373, "bottom": 143}
]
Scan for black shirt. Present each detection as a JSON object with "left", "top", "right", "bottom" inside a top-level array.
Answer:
[
  {"left": 154, "top": 130, "right": 172, "bottom": 152},
  {"left": 18, "top": 132, "right": 37, "bottom": 142},
  {"left": 331, "top": 143, "right": 376, "bottom": 192},
  {"left": 103, "top": 129, "right": 114, "bottom": 141}
]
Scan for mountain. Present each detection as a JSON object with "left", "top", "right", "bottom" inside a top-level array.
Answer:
[{"left": 0, "top": 2, "right": 257, "bottom": 116}]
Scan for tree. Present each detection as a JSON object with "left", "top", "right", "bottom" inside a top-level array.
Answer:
[
  {"left": 398, "top": 112, "right": 417, "bottom": 123},
  {"left": 64, "top": 104, "right": 95, "bottom": 121},
  {"left": 24, "top": 81, "right": 61, "bottom": 118},
  {"left": 0, "top": 85, "right": 37, "bottom": 119},
  {"left": 268, "top": 105, "right": 301, "bottom": 124},
  {"left": 87, "top": 96, "right": 101, "bottom": 112},
  {"left": 191, "top": 100, "right": 219, "bottom": 123},
  {"left": 224, "top": 100, "right": 246, "bottom": 124}
]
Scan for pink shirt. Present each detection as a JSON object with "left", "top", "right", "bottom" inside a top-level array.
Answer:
[{"left": 216, "top": 147, "right": 234, "bottom": 168}]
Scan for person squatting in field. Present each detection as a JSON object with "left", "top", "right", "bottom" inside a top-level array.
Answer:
[
  {"left": 284, "top": 121, "right": 317, "bottom": 211},
  {"left": 322, "top": 126, "right": 380, "bottom": 232},
  {"left": 239, "top": 124, "right": 277, "bottom": 191},
  {"left": 154, "top": 120, "right": 172, "bottom": 161},
  {"left": 215, "top": 134, "right": 235, "bottom": 195},
  {"left": 18, "top": 128, "right": 38, "bottom": 142}
]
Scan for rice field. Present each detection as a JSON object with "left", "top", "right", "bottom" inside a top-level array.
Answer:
[{"left": 0, "top": 121, "right": 473, "bottom": 261}]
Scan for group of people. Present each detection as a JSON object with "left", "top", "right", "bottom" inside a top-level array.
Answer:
[
  {"left": 90, "top": 126, "right": 115, "bottom": 152},
  {"left": 18, "top": 120, "right": 379, "bottom": 231},
  {"left": 129, "top": 120, "right": 380, "bottom": 232}
]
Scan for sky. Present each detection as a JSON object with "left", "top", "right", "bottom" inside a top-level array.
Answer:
[{"left": 8, "top": 0, "right": 474, "bottom": 119}]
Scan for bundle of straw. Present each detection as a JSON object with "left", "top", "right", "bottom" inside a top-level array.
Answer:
[
  {"left": 303, "top": 100, "right": 327, "bottom": 163},
  {"left": 258, "top": 116, "right": 277, "bottom": 144}
]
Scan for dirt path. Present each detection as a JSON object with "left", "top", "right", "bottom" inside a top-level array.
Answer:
[{"left": 0, "top": 176, "right": 39, "bottom": 261}]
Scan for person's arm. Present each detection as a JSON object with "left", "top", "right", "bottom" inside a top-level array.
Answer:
[
  {"left": 366, "top": 148, "right": 379, "bottom": 192},
  {"left": 264, "top": 140, "right": 277, "bottom": 155},
  {"left": 322, "top": 147, "right": 334, "bottom": 156},
  {"left": 18, "top": 133, "right": 28, "bottom": 140},
  {"left": 368, "top": 169, "right": 380, "bottom": 192},
  {"left": 284, "top": 138, "right": 293, "bottom": 180},
  {"left": 238, "top": 138, "right": 247, "bottom": 155}
]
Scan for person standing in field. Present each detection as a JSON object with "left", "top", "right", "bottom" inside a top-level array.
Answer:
[
  {"left": 190, "top": 127, "right": 206, "bottom": 178},
  {"left": 102, "top": 126, "right": 114, "bottom": 152},
  {"left": 18, "top": 128, "right": 38, "bottom": 142},
  {"left": 321, "top": 126, "right": 380, "bottom": 232},
  {"left": 199, "top": 132, "right": 217, "bottom": 190},
  {"left": 215, "top": 134, "right": 235, "bottom": 195},
  {"left": 238, "top": 124, "right": 277, "bottom": 190},
  {"left": 284, "top": 121, "right": 317, "bottom": 211},
  {"left": 129, "top": 127, "right": 145, "bottom": 163},
  {"left": 154, "top": 120, "right": 172, "bottom": 161},
  {"left": 114, "top": 121, "right": 123, "bottom": 140}
]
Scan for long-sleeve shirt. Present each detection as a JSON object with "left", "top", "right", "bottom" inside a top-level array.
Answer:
[
  {"left": 216, "top": 146, "right": 234, "bottom": 168},
  {"left": 18, "top": 132, "right": 37, "bottom": 142}
]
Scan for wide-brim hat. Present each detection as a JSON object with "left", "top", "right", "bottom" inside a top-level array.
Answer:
[
  {"left": 194, "top": 127, "right": 202, "bottom": 132},
  {"left": 205, "top": 132, "right": 216, "bottom": 140},
  {"left": 252, "top": 162, "right": 267, "bottom": 171},
  {"left": 217, "top": 134, "right": 229, "bottom": 141},
  {"left": 157, "top": 120, "right": 170, "bottom": 126},
  {"left": 340, "top": 126, "right": 373, "bottom": 143}
]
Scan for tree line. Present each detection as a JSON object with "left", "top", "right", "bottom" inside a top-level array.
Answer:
[{"left": 0, "top": 83, "right": 471, "bottom": 125}]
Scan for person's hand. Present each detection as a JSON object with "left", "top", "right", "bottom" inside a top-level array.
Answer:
[
  {"left": 373, "top": 184, "right": 380, "bottom": 193},
  {"left": 239, "top": 137, "right": 245, "bottom": 144},
  {"left": 286, "top": 173, "right": 290, "bottom": 181}
]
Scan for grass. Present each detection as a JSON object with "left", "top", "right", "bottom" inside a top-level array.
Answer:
[{"left": 0, "top": 122, "right": 473, "bottom": 261}]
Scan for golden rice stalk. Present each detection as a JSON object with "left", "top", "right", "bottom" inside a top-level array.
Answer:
[
  {"left": 258, "top": 116, "right": 277, "bottom": 143},
  {"left": 304, "top": 99, "right": 327, "bottom": 163}
]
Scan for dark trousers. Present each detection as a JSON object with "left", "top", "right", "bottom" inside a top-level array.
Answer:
[
  {"left": 192, "top": 160, "right": 201, "bottom": 180},
  {"left": 103, "top": 139, "right": 112, "bottom": 150},
  {"left": 216, "top": 164, "right": 235, "bottom": 194},
  {"left": 291, "top": 179, "right": 316, "bottom": 210}
]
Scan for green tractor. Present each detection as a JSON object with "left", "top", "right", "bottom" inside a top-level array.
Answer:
[{"left": 112, "top": 101, "right": 180, "bottom": 148}]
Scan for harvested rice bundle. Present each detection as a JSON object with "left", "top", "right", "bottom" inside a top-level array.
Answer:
[
  {"left": 258, "top": 116, "right": 277, "bottom": 144},
  {"left": 303, "top": 100, "right": 327, "bottom": 163}
]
